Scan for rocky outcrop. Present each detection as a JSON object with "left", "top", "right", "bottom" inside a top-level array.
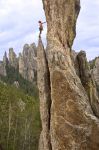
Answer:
[
  {"left": 0, "top": 61, "right": 6, "bottom": 76},
  {"left": 76, "top": 51, "right": 90, "bottom": 85},
  {"left": 38, "top": 0, "right": 99, "bottom": 149},
  {"left": 0, "top": 43, "right": 37, "bottom": 83},
  {"left": 37, "top": 38, "right": 51, "bottom": 150},
  {"left": 19, "top": 43, "right": 37, "bottom": 83},
  {"left": 76, "top": 51, "right": 99, "bottom": 118},
  {"left": 0, "top": 52, "right": 8, "bottom": 76},
  {"left": 92, "top": 57, "right": 99, "bottom": 93},
  {"left": 3, "top": 51, "right": 8, "bottom": 66},
  {"left": 9, "top": 48, "right": 18, "bottom": 69}
]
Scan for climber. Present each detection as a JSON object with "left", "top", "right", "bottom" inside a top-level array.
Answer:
[{"left": 38, "top": 20, "right": 46, "bottom": 37}]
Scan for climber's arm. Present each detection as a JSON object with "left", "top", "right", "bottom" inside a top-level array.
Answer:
[{"left": 42, "top": 22, "right": 46, "bottom": 24}]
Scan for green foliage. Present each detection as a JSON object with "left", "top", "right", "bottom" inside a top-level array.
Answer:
[
  {"left": 89, "top": 59, "right": 96, "bottom": 70},
  {"left": 0, "top": 65, "right": 38, "bottom": 98},
  {"left": 89, "top": 56, "right": 99, "bottom": 69},
  {"left": 0, "top": 82, "right": 41, "bottom": 150}
]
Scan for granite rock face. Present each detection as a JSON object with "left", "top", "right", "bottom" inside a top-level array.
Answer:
[
  {"left": 92, "top": 57, "right": 99, "bottom": 93},
  {"left": 9, "top": 48, "right": 18, "bottom": 69},
  {"left": 76, "top": 51, "right": 99, "bottom": 118},
  {"left": 43, "top": 0, "right": 80, "bottom": 48},
  {"left": 38, "top": 0, "right": 99, "bottom": 149},
  {"left": 0, "top": 52, "right": 8, "bottom": 76},
  {"left": 19, "top": 43, "right": 37, "bottom": 82},
  {"left": 37, "top": 38, "right": 51, "bottom": 150},
  {"left": 0, "top": 61, "right": 6, "bottom": 76},
  {"left": 3, "top": 51, "right": 8, "bottom": 66}
]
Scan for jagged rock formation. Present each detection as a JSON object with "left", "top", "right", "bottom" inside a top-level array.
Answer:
[
  {"left": 91, "top": 57, "right": 99, "bottom": 93},
  {"left": 0, "top": 43, "right": 37, "bottom": 83},
  {"left": 9, "top": 48, "right": 18, "bottom": 69},
  {"left": 3, "top": 51, "right": 8, "bottom": 66},
  {"left": 0, "top": 61, "right": 6, "bottom": 76},
  {"left": 19, "top": 43, "right": 37, "bottom": 83},
  {"left": 0, "top": 52, "right": 8, "bottom": 77},
  {"left": 37, "top": 0, "right": 99, "bottom": 150},
  {"left": 75, "top": 51, "right": 99, "bottom": 118}
]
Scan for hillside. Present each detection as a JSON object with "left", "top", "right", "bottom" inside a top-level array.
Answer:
[
  {"left": 0, "top": 81, "right": 41, "bottom": 150},
  {"left": 0, "top": 64, "right": 38, "bottom": 97}
]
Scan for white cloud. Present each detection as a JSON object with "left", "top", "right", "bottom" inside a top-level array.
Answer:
[
  {"left": 73, "top": 0, "right": 99, "bottom": 60},
  {"left": 0, "top": 0, "right": 99, "bottom": 60}
]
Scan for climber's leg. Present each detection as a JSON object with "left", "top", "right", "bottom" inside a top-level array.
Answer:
[{"left": 39, "top": 28, "right": 43, "bottom": 38}]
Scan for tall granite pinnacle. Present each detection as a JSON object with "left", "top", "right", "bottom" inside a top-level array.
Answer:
[
  {"left": 76, "top": 51, "right": 99, "bottom": 118},
  {"left": 37, "top": 38, "right": 51, "bottom": 150},
  {"left": 3, "top": 51, "right": 8, "bottom": 66},
  {"left": 19, "top": 43, "right": 37, "bottom": 82},
  {"left": 37, "top": 0, "right": 99, "bottom": 149}
]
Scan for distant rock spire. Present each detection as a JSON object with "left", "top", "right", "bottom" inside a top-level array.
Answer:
[
  {"left": 0, "top": 43, "right": 37, "bottom": 83},
  {"left": 19, "top": 43, "right": 37, "bottom": 83},
  {"left": 3, "top": 51, "right": 8, "bottom": 66},
  {"left": 9, "top": 48, "right": 18, "bottom": 69},
  {"left": 0, "top": 51, "right": 7, "bottom": 76}
]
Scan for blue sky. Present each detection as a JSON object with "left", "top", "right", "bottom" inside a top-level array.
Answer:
[{"left": 0, "top": 0, "right": 99, "bottom": 60}]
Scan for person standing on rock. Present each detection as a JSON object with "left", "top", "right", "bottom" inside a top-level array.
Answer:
[{"left": 38, "top": 20, "right": 46, "bottom": 37}]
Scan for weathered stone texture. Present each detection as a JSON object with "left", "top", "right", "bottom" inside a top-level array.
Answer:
[
  {"left": 9, "top": 48, "right": 18, "bottom": 69},
  {"left": 76, "top": 51, "right": 99, "bottom": 118},
  {"left": 19, "top": 43, "right": 37, "bottom": 82},
  {"left": 37, "top": 0, "right": 99, "bottom": 149},
  {"left": 37, "top": 38, "right": 51, "bottom": 150},
  {"left": 0, "top": 61, "right": 6, "bottom": 76},
  {"left": 92, "top": 57, "right": 99, "bottom": 92}
]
